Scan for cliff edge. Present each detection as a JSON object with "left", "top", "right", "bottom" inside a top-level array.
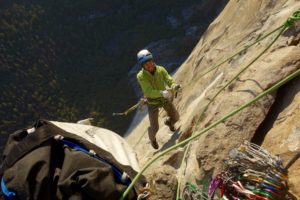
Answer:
[{"left": 126, "top": 1, "right": 300, "bottom": 199}]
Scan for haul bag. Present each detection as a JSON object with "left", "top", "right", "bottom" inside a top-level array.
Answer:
[{"left": 0, "top": 120, "right": 146, "bottom": 200}]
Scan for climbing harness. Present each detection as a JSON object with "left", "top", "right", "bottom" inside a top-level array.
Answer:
[{"left": 113, "top": 85, "right": 181, "bottom": 116}]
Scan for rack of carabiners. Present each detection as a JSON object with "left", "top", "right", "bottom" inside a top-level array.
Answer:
[{"left": 208, "top": 141, "right": 288, "bottom": 200}]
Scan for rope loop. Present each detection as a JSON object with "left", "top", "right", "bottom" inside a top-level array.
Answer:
[{"left": 284, "top": 10, "right": 300, "bottom": 27}]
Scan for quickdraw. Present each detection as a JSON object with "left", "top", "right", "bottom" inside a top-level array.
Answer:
[
  {"left": 137, "top": 184, "right": 151, "bottom": 200},
  {"left": 208, "top": 141, "right": 294, "bottom": 200}
]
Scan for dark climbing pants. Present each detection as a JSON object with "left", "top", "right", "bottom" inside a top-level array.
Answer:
[{"left": 147, "top": 101, "right": 179, "bottom": 142}]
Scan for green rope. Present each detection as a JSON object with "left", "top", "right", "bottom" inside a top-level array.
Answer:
[
  {"left": 196, "top": 25, "right": 284, "bottom": 80},
  {"left": 120, "top": 10, "right": 300, "bottom": 200},
  {"left": 195, "top": 9, "right": 300, "bottom": 82},
  {"left": 120, "top": 68, "right": 300, "bottom": 200},
  {"left": 175, "top": 12, "right": 293, "bottom": 200},
  {"left": 197, "top": 25, "right": 285, "bottom": 125},
  {"left": 284, "top": 10, "right": 300, "bottom": 27},
  {"left": 186, "top": 182, "right": 199, "bottom": 193},
  {"left": 187, "top": 9, "right": 299, "bottom": 146},
  {"left": 112, "top": 100, "right": 142, "bottom": 116}
]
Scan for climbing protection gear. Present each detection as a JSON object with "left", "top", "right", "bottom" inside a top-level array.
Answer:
[
  {"left": 137, "top": 49, "right": 153, "bottom": 65},
  {"left": 208, "top": 141, "right": 296, "bottom": 200}
]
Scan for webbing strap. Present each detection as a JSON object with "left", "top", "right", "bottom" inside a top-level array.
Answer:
[
  {"left": 1, "top": 120, "right": 54, "bottom": 172},
  {"left": 59, "top": 138, "right": 131, "bottom": 186}
]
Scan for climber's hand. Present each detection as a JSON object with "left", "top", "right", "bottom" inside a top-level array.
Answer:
[
  {"left": 172, "top": 84, "right": 182, "bottom": 91},
  {"left": 161, "top": 90, "right": 172, "bottom": 100}
]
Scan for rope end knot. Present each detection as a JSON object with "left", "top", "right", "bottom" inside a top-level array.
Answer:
[{"left": 284, "top": 10, "right": 300, "bottom": 27}]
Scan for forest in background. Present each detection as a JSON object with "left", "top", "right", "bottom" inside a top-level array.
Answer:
[{"left": 0, "top": 0, "right": 226, "bottom": 149}]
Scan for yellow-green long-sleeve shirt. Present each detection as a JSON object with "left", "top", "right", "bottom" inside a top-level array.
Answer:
[{"left": 137, "top": 65, "right": 175, "bottom": 105}]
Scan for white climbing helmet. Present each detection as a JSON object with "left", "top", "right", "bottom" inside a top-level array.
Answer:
[{"left": 137, "top": 49, "right": 153, "bottom": 65}]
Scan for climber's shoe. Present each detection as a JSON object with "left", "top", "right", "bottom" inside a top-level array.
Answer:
[
  {"left": 150, "top": 139, "right": 159, "bottom": 149},
  {"left": 164, "top": 118, "right": 176, "bottom": 132}
]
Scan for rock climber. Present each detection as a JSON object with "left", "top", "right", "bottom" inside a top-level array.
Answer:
[{"left": 136, "top": 49, "right": 181, "bottom": 149}]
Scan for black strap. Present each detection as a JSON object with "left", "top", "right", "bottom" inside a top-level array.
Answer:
[{"left": 1, "top": 120, "right": 56, "bottom": 171}]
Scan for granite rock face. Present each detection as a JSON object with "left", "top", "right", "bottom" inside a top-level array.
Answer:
[{"left": 127, "top": 0, "right": 300, "bottom": 199}]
